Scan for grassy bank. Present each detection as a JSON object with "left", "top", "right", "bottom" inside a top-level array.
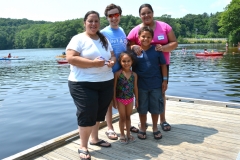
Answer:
[{"left": 178, "top": 38, "right": 227, "bottom": 44}]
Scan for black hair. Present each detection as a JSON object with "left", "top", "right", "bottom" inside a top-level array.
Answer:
[
  {"left": 138, "top": 26, "right": 154, "bottom": 37},
  {"left": 104, "top": 3, "right": 122, "bottom": 17},
  {"left": 118, "top": 51, "right": 136, "bottom": 66},
  {"left": 139, "top": 3, "right": 154, "bottom": 15},
  {"left": 84, "top": 11, "right": 108, "bottom": 51}
]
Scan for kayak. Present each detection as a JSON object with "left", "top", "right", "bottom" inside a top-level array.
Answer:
[
  {"left": 195, "top": 52, "right": 224, "bottom": 56},
  {"left": 57, "top": 59, "right": 68, "bottom": 64},
  {"left": 196, "top": 56, "right": 223, "bottom": 59},
  {"left": 0, "top": 57, "right": 25, "bottom": 60},
  {"left": 56, "top": 55, "right": 66, "bottom": 58}
]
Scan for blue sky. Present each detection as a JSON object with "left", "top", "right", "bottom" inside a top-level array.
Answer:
[{"left": 1, "top": 0, "right": 231, "bottom": 22}]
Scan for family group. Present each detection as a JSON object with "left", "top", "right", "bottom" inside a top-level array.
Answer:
[{"left": 65, "top": 3, "right": 178, "bottom": 160}]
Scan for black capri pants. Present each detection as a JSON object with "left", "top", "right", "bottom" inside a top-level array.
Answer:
[{"left": 68, "top": 79, "right": 114, "bottom": 127}]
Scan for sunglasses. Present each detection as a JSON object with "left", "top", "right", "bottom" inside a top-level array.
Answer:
[{"left": 108, "top": 13, "right": 120, "bottom": 18}]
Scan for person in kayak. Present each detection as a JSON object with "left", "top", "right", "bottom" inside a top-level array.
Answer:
[{"left": 204, "top": 48, "right": 209, "bottom": 54}]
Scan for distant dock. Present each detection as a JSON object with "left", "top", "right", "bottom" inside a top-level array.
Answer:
[{"left": 3, "top": 96, "right": 240, "bottom": 160}]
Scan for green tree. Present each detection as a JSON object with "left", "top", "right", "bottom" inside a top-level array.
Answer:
[{"left": 218, "top": 0, "right": 240, "bottom": 44}]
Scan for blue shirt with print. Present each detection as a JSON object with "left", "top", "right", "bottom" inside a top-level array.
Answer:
[{"left": 101, "top": 26, "right": 127, "bottom": 73}]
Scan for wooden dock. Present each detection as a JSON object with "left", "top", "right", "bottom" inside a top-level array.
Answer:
[{"left": 4, "top": 96, "right": 240, "bottom": 160}]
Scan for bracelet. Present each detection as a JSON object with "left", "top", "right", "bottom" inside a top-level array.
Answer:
[{"left": 163, "top": 77, "right": 168, "bottom": 80}]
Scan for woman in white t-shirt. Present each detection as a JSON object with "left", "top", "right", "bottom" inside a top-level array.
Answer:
[{"left": 66, "top": 10, "right": 116, "bottom": 160}]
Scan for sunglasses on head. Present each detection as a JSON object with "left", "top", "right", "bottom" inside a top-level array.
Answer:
[{"left": 108, "top": 13, "right": 120, "bottom": 18}]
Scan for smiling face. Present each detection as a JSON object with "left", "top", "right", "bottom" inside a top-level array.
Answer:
[
  {"left": 120, "top": 54, "right": 133, "bottom": 70},
  {"left": 138, "top": 31, "right": 153, "bottom": 47},
  {"left": 139, "top": 7, "right": 154, "bottom": 25},
  {"left": 107, "top": 8, "right": 120, "bottom": 29},
  {"left": 84, "top": 13, "right": 100, "bottom": 35}
]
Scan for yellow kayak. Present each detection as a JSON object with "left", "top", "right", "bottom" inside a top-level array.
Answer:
[{"left": 56, "top": 55, "right": 66, "bottom": 58}]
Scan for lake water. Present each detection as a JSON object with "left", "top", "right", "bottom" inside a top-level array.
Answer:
[{"left": 0, "top": 44, "right": 240, "bottom": 159}]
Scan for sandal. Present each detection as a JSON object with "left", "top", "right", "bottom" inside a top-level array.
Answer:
[
  {"left": 130, "top": 126, "right": 139, "bottom": 133},
  {"left": 89, "top": 139, "right": 111, "bottom": 147},
  {"left": 137, "top": 131, "right": 146, "bottom": 140},
  {"left": 160, "top": 122, "right": 171, "bottom": 131},
  {"left": 105, "top": 130, "right": 118, "bottom": 140},
  {"left": 119, "top": 137, "right": 128, "bottom": 144},
  {"left": 128, "top": 135, "right": 136, "bottom": 143},
  {"left": 153, "top": 130, "right": 162, "bottom": 140},
  {"left": 78, "top": 149, "right": 91, "bottom": 160}
]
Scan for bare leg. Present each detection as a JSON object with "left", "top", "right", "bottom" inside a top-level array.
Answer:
[
  {"left": 117, "top": 101, "right": 127, "bottom": 139},
  {"left": 79, "top": 126, "right": 91, "bottom": 159},
  {"left": 160, "top": 93, "right": 171, "bottom": 130},
  {"left": 151, "top": 114, "right": 162, "bottom": 138},
  {"left": 125, "top": 101, "right": 133, "bottom": 138},
  {"left": 138, "top": 114, "right": 147, "bottom": 139},
  {"left": 90, "top": 122, "right": 100, "bottom": 143},
  {"left": 105, "top": 101, "right": 118, "bottom": 139},
  {"left": 160, "top": 94, "right": 166, "bottom": 123},
  {"left": 90, "top": 122, "right": 110, "bottom": 147},
  {"left": 106, "top": 101, "right": 114, "bottom": 131}
]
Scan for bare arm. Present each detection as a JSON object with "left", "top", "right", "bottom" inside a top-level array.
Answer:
[
  {"left": 128, "top": 40, "right": 142, "bottom": 56},
  {"left": 133, "top": 72, "right": 139, "bottom": 108},
  {"left": 106, "top": 51, "right": 116, "bottom": 68},
  {"left": 66, "top": 49, "right": 105, "bottom": 68},
  {"left": 155, "top": 30, "right": 178, "bottom": 52},
  {"left": 161, "top": 64, "right": 168, "bottom": 93},
  {"left": 113, "top": 72, "right": 119, "bottom": 109}
]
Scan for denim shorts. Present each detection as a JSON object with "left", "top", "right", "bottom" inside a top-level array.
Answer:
[
  {"left": 137, "top": 88, "right": 164, "bottom": 114},
  {"left": 68, "top": 79, "right": 114, "bottom": 127}
]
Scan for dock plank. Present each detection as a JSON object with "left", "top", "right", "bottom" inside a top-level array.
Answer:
[{"left": 4, "top": 98, "right": 240, "bottom": 160}]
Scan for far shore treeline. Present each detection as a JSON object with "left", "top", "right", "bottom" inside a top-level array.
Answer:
[{"left": 0, "top": 0, "right": 239, "bottom": 50}]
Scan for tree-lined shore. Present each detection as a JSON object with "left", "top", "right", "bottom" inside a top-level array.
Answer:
[{"left": 0, "top": 0, "right": 239, "bottom": 50}]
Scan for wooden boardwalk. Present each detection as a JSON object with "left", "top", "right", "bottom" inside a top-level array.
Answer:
[{"left": 4, "top": 96, "right": 240, "bottom": 160}]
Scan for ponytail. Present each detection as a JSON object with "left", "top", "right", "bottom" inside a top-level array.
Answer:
[{"left": 97, "top": 31, "right": 108, "bottom": 51}]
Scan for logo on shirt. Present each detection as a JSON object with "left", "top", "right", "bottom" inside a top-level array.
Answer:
[
  {"left": 158, "top": 35, "right": 165, "bottom": 40},
  {"left": 110, "top": 37, "right": 127, "bottom": 45}
]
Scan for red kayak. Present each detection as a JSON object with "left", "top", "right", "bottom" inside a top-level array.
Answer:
[
  {"left": 57, "top": 59, "right": 68, "bottom": 64},
  {"left": 195, "top": 52, "right": 224, "bottom": 56}
]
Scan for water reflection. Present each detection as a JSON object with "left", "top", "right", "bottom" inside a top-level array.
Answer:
[{"left": 170, "top": 44, "right": 240, "bottom": 103}]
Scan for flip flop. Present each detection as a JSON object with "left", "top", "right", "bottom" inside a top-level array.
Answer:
[
  {"left": 153, "top": 130, "right": 162, "bottom": 140},
  {"left": 160, "top": 122, "right": 171, "bottom": 131},
  {"left": 128, "top": 135, "right": 136, "bottom": 143},
  {"left": 89, "top": 140, "right": 111, "bottom": 147},
  {"left": 130, "top": 126, "right": 139, "bottom": 133},
  {"left": 137, "top": 131, "right": 146, "bottom": 140},
  {"left": 78, "top": 149, "right": 91, "bottom": 160},
  {"left": 105, "top": 130, "right": 118, "bottom": 140},
  {"left": 119, "top": 137, "right": 128, "bottom": 144}
]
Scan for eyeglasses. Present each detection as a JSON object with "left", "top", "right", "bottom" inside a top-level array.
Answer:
[{"left": 108, "top": 13, "right": 120, "bottom": 18}]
